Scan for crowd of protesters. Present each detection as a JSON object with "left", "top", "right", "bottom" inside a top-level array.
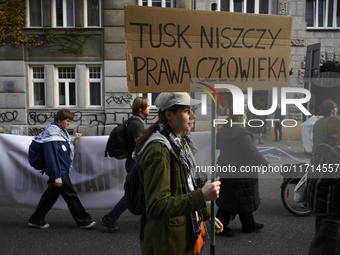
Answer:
[{"left": 27, "top": 95, "right": 340, "bottom": 255}]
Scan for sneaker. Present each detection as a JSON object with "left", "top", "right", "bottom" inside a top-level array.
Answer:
[
  {"left": 216, "top": 227, "right": 235, "bottom": 237},
  {"left": 301, "top": 202, "right": 308, "bottom": 208},
  {"left": 28, "top": 222, "right": 50, "bottom": 229},
  {"left": 79, "top": 221, "right": 96, "bottom": 229},
  {"left": 259, "top": 142, "right": 264, "bottom": 145},
  {"left": 100, "top": 216, "right": 119, "bottom": 233},
  {"left": 243, "top": 223, "right": 264, "bottom": 233},
  {"left": 272, "top": 139, "right": 278, "bottom": 142}
]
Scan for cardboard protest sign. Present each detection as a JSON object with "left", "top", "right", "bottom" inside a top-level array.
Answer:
[{"left": 125, "top": 5, "right": 292, "bottom": 93}]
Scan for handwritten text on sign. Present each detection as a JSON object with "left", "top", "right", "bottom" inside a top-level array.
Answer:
[{"left": 125, "top": 6, "right": 292, "bottom": 93}]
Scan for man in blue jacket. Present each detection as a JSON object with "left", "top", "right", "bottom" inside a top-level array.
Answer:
[{"left": 28, "top": 109, "right": 95, "bottom": 229}]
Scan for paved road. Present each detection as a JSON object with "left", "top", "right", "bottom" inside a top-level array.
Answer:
[{"left": 0, "top": 140, "right": 314, "bottom": 255}]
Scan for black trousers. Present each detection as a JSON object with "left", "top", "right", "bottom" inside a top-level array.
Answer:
[
  {"left": 106, "top": 196, "right": 127, "bottom": 222},
  {"left": 216, "top": 208, "right": 255, "bottom": 231},
  {"left": 274, "top": 121, "right": 282, "bottom": 140},
  {"left": 29, "top": 173, "right": 92, "bottom": 226},
  {"left": 308, "top": 215, "right": 340, "bottom": 255},
  {"left": 105, "top": 159, "right": 135, "bottom": 222}
]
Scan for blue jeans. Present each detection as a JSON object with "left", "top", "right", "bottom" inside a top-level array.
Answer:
[{"left": 254, "top": 133, "right": 262, "bottom": 143}]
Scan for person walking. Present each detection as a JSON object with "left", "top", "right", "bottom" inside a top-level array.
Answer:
[
  {"left": 28, "top": 109, "right": 95, "bottom": 229},
  {"left": 133, "top": 92, "right": 223, "bottom": 255},
  {"left": 253, "top": 114, "right": 266, "bottom": 145},
  {"left": 273, "top": 104, "right": 285, "bottom": 142},
  {"left": 216, "top": 109, "right": 269, "bottom": 237},
  {"left": 100, "top": 97, "right": 150, "bottom": 233},
  {"left": 312, "top": 99, "right": 337, "bottom": 153},
  {"left": 307, "top": 115, "right": 340, "bottom": 255}
]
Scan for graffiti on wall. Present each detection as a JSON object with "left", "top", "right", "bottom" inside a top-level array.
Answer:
[
  {"left": 0, "top": 110, "right": 18, "bottom": 123},
  {"left": 0, "top": 108, "right": 157, "bottom": 136},
  {"left": 105, "top": 93, "right": 135, "bottom": 108},
  {"left": 28, "top": 127, "right": 45, "bottom": 136},
  {"left": 26, "top": 110, "right": 158, "bottom": 136},
  {"left": 27, "top": 112, "right": 55, "bottom": 125},
  {"left": 11, "top": 126, "right": 25, "bottom": 136}
]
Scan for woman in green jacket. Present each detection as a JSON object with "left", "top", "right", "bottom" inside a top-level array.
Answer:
[{"left": 133, "top": 92, "right": 223, "bottom": 255}]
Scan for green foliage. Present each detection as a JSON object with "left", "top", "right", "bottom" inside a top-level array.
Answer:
[
  {"left": 0, "top": 0, "right": 27, "bottom": 46},
  {"left": 37, "top": 29, "right": 93, "bottom": 56},
  {"left": 0, "top": 0, "right": 93, "bottom": 55},
  {"left": 55, "top": 29, "right": 93, "bottom": 55}
]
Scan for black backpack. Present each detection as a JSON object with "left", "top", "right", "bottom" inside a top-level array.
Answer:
[
  {"left": 124, "top": 161, "right": 146, "bottom": 241},
  {"left": 124, "top": 161, "right": 145, "bottom": 215},
  {"left": 28, "top": 140, "right": 45, "bottom": 175},
  {"left": 124, "top": 138, "right": 173, "bottom": 216},
  {"left": 105, "top": 118, "right": 138, "bottom": 159}
]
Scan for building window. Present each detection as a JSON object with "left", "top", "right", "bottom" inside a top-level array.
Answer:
[
  {"left": 88, "top": 66, "right": 102, "bottom": 106},
  {"left": 142, "top": 93, "right": 160, "bottom": 107},
  {"left": 85, "top": 0, "right": 101, "bottom": 27},
  {"left": 220, "top": 0, "right": 271, "bottom": 14},
  {"left": 27, "top": 0, "right": 43, "bottom": 27},
  {"left": 306, "top": 0, "right": 340, "bottom": 28},
  {"left": 53, "top": 0, "right": 74, "bottom": 27},
  {"left": 57, "top": 67, "right": 76, "bottom": 107},
  {"left": 140, "top": 0, "right": 173, "bottom": 8},
  {"left": 31, "top": 67, "right": 45, "bottom": 106},
  {"left": 139, "top": 0, "right": 172, "bottom": 102}
]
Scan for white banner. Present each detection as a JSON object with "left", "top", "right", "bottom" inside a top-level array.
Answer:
[{"left": 0, "top": 132, "right": 211, "bottom": 210}]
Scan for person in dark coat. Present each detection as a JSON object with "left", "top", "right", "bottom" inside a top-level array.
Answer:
[
  {"left": 273, "top": 104, "right": 285, "bottom": 142},
  {"left": 307, "top": 115, "right": 340, "bottom": 255},
  {"left": 216, "top": 109, "right": 270, "bottom": 237},
  {"left": 312, "top": 99, "right": 337, "bottom": 153},
  {"left": 100, "top": 97, "right": 150, "bottom": 233}
]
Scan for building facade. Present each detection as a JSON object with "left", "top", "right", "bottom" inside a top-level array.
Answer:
[
  {"left": 0, "top": 0, "right": 339, "bottom": 140},
  {"left": 195, "top": 0, "right": 340, "bottom": 140}
]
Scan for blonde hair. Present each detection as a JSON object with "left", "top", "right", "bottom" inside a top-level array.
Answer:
[{"left": 324, "top": 115, "right": 340, "bottom": 135}]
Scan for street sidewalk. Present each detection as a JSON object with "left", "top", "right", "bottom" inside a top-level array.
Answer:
[{"left": 256, "top": 138, "right": 312, "bottom": 163}]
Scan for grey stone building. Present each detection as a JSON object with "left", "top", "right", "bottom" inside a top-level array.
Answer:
[
  {"left": 0, "top": 0, "right": 188, "bottom": 137},
  {"left": 1, "top": 0, "right": 339, "bottom": 140}
]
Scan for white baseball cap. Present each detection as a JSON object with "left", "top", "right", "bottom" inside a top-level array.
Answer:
[{"left": 154, "top": 92, "right": 201, "bottom": 111}]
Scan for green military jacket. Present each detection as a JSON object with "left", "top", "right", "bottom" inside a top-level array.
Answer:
[{"left": 138, "top": 138, "right": 211, "bottom": 255}]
